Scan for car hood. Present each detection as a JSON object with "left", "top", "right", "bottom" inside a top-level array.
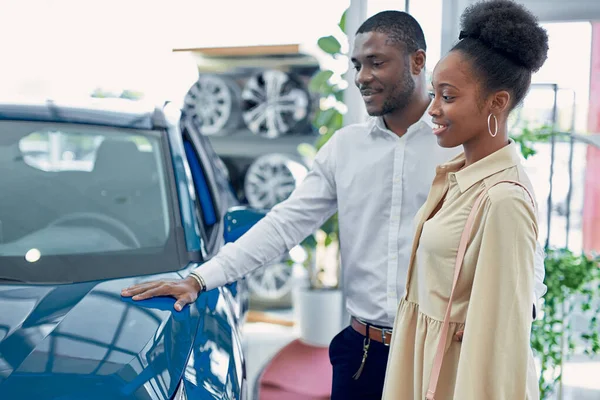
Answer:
[{"left": 0, "top": 272, "right": 200, "bottom": 400}]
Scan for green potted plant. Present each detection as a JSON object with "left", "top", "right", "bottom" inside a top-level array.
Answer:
[
  {"left": 512, "top": 126, "right": 600, "bottom": 398},
  {"left": 531, "top": 248, "right": 600, "bottom": 399}
]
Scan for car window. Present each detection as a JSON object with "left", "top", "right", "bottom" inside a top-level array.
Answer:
[
  {"left": 0, "top": 120, "right": 180, "bottom": 283},
  {"left": 183, "top": 140, "right": 217, "bottom": 226}
]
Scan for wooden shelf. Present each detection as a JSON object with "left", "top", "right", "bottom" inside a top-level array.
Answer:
[
  {"left": 173, "top": 44, "right": 302, "bottom": 57},
  {"left": 172, "top": 44, "right": 320, "bottom": 73}
]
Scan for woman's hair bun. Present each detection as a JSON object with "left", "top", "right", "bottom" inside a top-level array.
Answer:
[{"left": 459, "top": 0, "right": 548, "bottom": 72}]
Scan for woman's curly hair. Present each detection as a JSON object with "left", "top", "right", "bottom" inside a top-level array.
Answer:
[{"left": 452, "top": 0, "right": 549, "bottom": 108}]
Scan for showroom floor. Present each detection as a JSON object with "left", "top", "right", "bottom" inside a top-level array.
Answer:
[
  {"left": 242, "top": 310, "right": 299, "bottom": 399},
  {"left": 241, "top": 309, "right": 600, "bottom": 400}
]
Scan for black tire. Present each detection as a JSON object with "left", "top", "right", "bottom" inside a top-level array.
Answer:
[
  {"left": 243, "top": 153, "right": 307, "bottom": 209},
  {"left": 183, "top": 74, "right": 243, "bottom": 136}
]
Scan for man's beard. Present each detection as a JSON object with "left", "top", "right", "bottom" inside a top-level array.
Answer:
[{"left": 369, "top": 69, "right": 415, "bottom": 117}]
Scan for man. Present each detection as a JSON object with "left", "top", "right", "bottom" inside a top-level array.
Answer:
[{"left": 122, "top": 11, "right": 546, "bottom": 399}]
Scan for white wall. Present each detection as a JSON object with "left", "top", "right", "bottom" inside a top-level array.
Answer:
[
  {"left": 344, "top": 0, "right": 369, "bottom": 127},
  {"left": 437, "top": 0, "right": 595, "bottom": 134},
  {"left": 518, "top": 0, "right": 600, "bottom": 23},
  {"left": 441, "top": 0, "right": 600, "bottom": 54}
]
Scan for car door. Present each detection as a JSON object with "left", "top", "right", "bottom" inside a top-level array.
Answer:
[{"left": 180, "top": 120, "right": 248, "bottom": 316}]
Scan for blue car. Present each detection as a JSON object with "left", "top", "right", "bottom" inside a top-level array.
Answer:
[{"left": 0, "top": 99, "right": 265, "bottom": 399}]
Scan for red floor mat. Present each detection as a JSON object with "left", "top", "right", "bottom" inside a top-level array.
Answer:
[{"left": 257, "top": 339, "right": 332, "bottom": 399}]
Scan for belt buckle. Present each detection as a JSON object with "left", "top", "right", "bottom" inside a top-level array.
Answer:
[{"left": 381, "top": 328, "right": 392, "bottom": 346}]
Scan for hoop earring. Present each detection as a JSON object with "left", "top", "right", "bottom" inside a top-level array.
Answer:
[{"left": 487, "top": 113, "right": 498, "bottom": 138}]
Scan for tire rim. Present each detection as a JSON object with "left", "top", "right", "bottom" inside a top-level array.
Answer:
[
  {"left": 247, "top": 246, "right": 307, "bottom": 299},
  {"left": 184, "top": 75, "right": 235, "bottom": 135},
  {"left": 244, "top": 154, "right": 307, "bottom": 209},
  {"left": 247, "top": 259, "right": 295, "bottom": 299},
  {"left": 241, "top": 70, "right": 310, "bottom": 138}
]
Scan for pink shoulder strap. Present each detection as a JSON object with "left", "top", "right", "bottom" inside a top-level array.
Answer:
[{"left": 425, "top": 180, "right": 535, "bottom": 400}]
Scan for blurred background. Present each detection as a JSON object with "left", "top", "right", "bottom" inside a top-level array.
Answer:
[{"left": 1, "top": 0, "right": 600, "bottom": 399}]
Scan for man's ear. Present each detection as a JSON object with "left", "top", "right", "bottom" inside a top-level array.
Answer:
[{"left": 411, "top": 49, "right": 426, "bottom": 75}]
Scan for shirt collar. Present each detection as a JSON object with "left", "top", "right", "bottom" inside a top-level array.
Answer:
[
  {"left": 369, "top": 111, "right": 432, "bottom": 137},
  {"left": 369, "top": 117, "right": 386, "bottom": 135},
  {"left": 441, "top": 140, "right": 521, "bottom": 193}
]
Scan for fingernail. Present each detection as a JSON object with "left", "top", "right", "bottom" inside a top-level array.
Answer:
[
  {"left": 175, "top": 304, "right": 181, "bottom": 311},
  {"left": 132, "top": 295, "right": 139, "bottom": 300}
]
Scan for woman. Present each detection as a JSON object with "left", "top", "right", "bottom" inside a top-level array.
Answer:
[{"left": 382, "top": 1, "right": 548, "bottom": 399}]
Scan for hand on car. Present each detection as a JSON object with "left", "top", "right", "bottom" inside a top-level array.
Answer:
[{"left": 121, "top": 276, "right": 201, "bottom": 311}]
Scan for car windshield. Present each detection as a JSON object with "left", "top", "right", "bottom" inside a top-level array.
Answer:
[{"left": 0, "top": 120, "right": 182, "bottom": 283}]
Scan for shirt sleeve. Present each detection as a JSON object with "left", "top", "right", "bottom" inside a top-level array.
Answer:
[
  {"left": 194, "top": 134, "right": 339, "bottom": 290},
  {"left": 533, "top": 241, "right": 546, "bottom": 314},
  {"left": 453, "top": 191, "right": 538, "bottom": 399}
]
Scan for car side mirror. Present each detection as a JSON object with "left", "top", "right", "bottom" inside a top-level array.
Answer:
[{"left": 223, "top": 206, "right": 268, "bottom": 244}]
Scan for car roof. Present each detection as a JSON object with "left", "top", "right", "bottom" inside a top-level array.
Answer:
[{"left": 0, "top": 98, "right": 170, "bottom": 130}]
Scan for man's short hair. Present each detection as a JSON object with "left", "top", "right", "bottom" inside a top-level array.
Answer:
[{"left": 357, "top": 11, "right": 427, "bottom": 53}]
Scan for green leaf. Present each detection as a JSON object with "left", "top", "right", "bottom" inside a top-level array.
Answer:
[
  {"left": 314, "top": 108, "right": 338, "bottom": 128},
  {"left": 325, "top": 235, "right": 333, "bottom": 247},
  {"left": 297, "top": 143, "right": 317, "bottom": 159},
  {"left": 531, "top": 248, "right": 600, "bottom": 398},
  {"left": 320, "top": 214, "right": 339, "bottom": 236},
  {"left": 338, "top": 8, "right": 348, "bottom": 32},
  {"left": 309, "top": 70, "right": 334, "bottom": 93},
  {"left": 318, "top": 35, "right": 342, "bottom": 55},
  {"left": 301, "top": 234, "right": 317, "bottom": 249},
  {"left": 120, "top": 89, "right": 144, "bottom": 100},
  {"left": 331, "top": 111, "right": 344, "bottom": 131},
  {"left": 316, "top": 129, "right": 335, "bottom": 150}
]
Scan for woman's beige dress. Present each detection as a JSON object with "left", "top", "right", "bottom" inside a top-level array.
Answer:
[{"left": 382, "top": 142, "right": 540, "bottom": 400}]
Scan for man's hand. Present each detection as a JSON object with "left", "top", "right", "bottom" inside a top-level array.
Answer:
[{"left": 121, "top": 276, "right": 201, "bottom": 311}]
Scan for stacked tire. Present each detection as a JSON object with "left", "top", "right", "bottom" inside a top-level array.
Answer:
[
  {"left": 183, "top": 69, "right": 313, "bottom": 138},
  {"left": 182, "top": 68, "right": 315, "bottom": 309}
]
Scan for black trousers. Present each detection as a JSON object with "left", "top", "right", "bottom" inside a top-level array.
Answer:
[{"left": 329, "top": 325, "right": 391, "bottom": 400}]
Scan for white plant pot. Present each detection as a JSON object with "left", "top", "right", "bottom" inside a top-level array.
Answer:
[{"left": 293, "top": 287, "right": 344, "bottom": 348}]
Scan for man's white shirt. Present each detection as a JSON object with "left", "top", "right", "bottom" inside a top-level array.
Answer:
[{"left": 196, "top": 113, "right": 546, "bottom": 327}]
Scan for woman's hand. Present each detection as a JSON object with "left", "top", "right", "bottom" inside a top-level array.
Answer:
[{"left": 121, "top": 276, "right": 201, "bottom": 311}]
